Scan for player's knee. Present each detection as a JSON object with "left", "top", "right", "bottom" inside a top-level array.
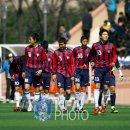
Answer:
[
  {"left": 24, "top": 86, "right": 30, "bottom": 92},
  {"left": 15, "top": 87, "right": 19, "bottom": 92},
  {"left": 35, "top": 87, "right": 40, "bottom": 93},
  {"left": 110, "top": 89, "right": 115, "bottom": 94},
  {"left": 81, "top": 87, "right": 86, "bottom": 92},
  {"left": 104, "top": 85, "right": 109, "bottom": 90},
  {"left": 45, "top": 89, "right": 49, "bottom": 94},
  {"left": 65, "top": 93, "right": 71, "bottom": 100},
  {"left": 110, "top": 86, "right": 115, "bottom": 93}
]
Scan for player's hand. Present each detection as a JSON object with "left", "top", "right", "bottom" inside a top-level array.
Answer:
[
  {"left": 83, "top": 64, "right": 86, "bottom": 68},
  {"left": 52, "top": 74, "right": 56, "bottom": 82},
  {"left": 22, "top": 72, "right": 25, "bottom": 79},
  {"left": 10, "top": 75, "right": 14, "bottom": 81},
  {"left": 36, "top": 70, "right": 42, "bottom": 76},
  {"left": 91, "top": 62, "right": 95, "bottom": 67},
  {"left": 111, "top": 62, "right": 115, "bottom": 67},
  {"left": 71, "top": 76, "right": 74, "bottom": 81},
  {"left": 119, "top": 70, "right": 124, "bottom": 81}
]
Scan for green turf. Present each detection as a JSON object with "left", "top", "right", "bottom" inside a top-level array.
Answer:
[{"left": 0, "top": 103, "right": 130, "bottom": 130}]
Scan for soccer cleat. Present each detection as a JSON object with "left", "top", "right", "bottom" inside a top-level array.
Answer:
[
  {"left": 79, "top": 108, "right": 84, "bottom": 113},
  {"left": 101, "top": 106, "right": 106, "bottom": 113},
  {"left": 10, "top": 100, "right": 14, "bottom": 103},
  {"left": 27, "top": 104, "right": 33, "bottom": 112},
  {"left": 14, "top": 107, "right": 20, "bottom": 111},
  {"left": 94, "top": 107, "right": 99, "bottom": 114},
  {"left": 21, "top": 108, "right": 27, "bottom": 112},
  {"left": 98, "top": 107, "right": 102, "bottom": 114},
  {"left": 74, "top": 107, "right": 79, "bottom": 112},
  {"left": 111, "top": 108, "right": 118, "bottom": 113},
  {"left": 6, "top": 99, "right": 10, "bottom": 103}
]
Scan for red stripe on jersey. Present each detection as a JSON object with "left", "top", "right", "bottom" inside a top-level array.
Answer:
[{"left": 105, "top": 44, "right": 109, "bottom": 66}]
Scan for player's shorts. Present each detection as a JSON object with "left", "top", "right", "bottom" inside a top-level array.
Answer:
[
  {"left": 24, "top": 67, "right": 41, "bottom": 87},
  {"left": 74, "top": 69, "right": 89, "bottom": 87},
  {"left": 94, "top": 67, "right": 111, "bottom": 85},
  {"left": 14, "top": 77, "right": 24, "bottom": 89},
  {"left": 57, "top": 73, "right": 71, "bottom": 90},
  {"left": 109, "top": 73, "right": 115, "bottom": 86},
  {"left": 13, "top": 74, "right": 24, "bottom": 89},
  {"left": 42, "top": 72, "right": 51, "bottom": 90}
]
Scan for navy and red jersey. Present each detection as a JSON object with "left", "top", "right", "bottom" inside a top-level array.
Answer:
[
  {"left": 25, "top": 44, "right": 47, "bottom": 69},
  {"left": 73, "top": 46, "right": 90, "bottom": 69},
  {"left": 10, "top": 56, "right": 24, "bottom": 78},
  {"left": 88, "top": 41, "right": 117, "bottom": 68},
  {"left": 52, "top": 48, "right": 74, "bottom": 78},
  {"left": 43, "top": 51, "right": 53, "bottom": 73}
]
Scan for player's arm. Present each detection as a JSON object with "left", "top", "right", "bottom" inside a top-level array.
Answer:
[
  {"left": 41, "top": 48, "right": 47, "bottom": 71},
  {"left": 115, "top": 59, "right": 124, "bottom": 81},
  {"left": 36, "top": 48, "right": 47, "bottom": 76},
  {"left": 87, "top": 44, "right": 95, "bottom": 63},
  {"left": 52, "top": 51, "right": 57, "bottom": 82},
  {"left": 111, "top": 45, "right": 117, "bottom": 67},
  {"left": 70, "top": 51, "right": 74, "bottom": 81}
]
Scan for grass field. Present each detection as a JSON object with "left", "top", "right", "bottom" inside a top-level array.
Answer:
[{"left": 0, "top": 103, "right": 130, "bottom": 130}]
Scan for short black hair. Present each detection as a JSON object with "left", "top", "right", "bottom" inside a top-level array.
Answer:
[
  {"left": 58, "top": 37, "right": 67, "bottom": 44},
  {"left": 29, "top": 32, "right": 39, "bottom": 42},
  {"left": 41, "top": 40, "right": 48, "bottom": 50},
  {"left": 80, "top": 35, "right": 88, "bottom": 43},
  {"left": 99, "top": 29, "right": 109, "bottom": 36}
]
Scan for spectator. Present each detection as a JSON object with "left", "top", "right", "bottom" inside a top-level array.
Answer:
[
  {"left": 109, "top": 21, "right": 118, "bottom": 45},
  {"left": 117, "top": 11, "right": 127, "bottom": 25},
  {"left": 100, "top": 20, "right": 111, "bottom": 31},
  {"left": 104, "top": 0, "right": 118, "bottom": 22},
  {"left": 0, "top": 53, "right": 15, "bottom": 103},
  {"left": 56, "top": 24, "right": 71, "bottom": 41},
  {"left": 125, "top": 0, "right": 130, "bottom": 21},
  {"left": 82, "top": 7, "right": 93, "bottom": 41}
]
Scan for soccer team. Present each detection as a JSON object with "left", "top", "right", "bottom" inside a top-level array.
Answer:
[{"left": 9, "top": 29, "right": 124, "bottom": 114}]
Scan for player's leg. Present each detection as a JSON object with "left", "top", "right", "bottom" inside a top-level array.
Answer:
[
  {"left": 64, "top": 77, "right": 72, "bottom": 111},
  {"left": 93, "top": 68, "right": 102, "bottom": 114},
  {"left": 33, "top": 70, "right": 42, "bottom": 102},
  {"left": 14, "top": 79, "right": 21, "bottom": 111},
  {"left": 101, "top": 68, "right": 112, "bottom": 113},
  {"left": 21, "top": 78, "right": 27, "bottom": 112},
  {"left": 24, "top": 68, "right": 32, "bottom": 112},
  {"left": 57, "top": 73, "right": 66, "bottom": 112},
  {"left": 74, "top": 69, "right": 81, "bottom": 111},
  {"left": 98, "top": 85, "right": 103, "bottom": 113},
  {"left": 101, "top": 85, "right": 109, "bottom": 113},
  {"left": 42, "top": 72, "right": 51, "bottom": 99},
  {"left": 110, "top": 86, "right": 118, "bottom": 113},
  {"left": 109, "top": 74, "right": 118, "bottom": 113},
  {"left": 79, "top": 69, "right": 89, "bottom": 111}
]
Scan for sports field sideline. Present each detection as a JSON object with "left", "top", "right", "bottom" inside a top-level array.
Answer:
[{"left": 0, "top": 103, "right": 130, "bottom": 130}]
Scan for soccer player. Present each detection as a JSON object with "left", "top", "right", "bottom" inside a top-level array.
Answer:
[
  {"left": 73, "top": 36, "right": 90, "bottom": 112},
  {"left": 10, "top": 55, "right": 27, "bottom": 111},
  {"left": 52, "top": 37, "right": 74, "bottom": 112},
  {"left": 88, "top": 29, "right": 117, "bottom": 114},
  {"left": 41, "top": 40, "right": 53, "bottom": 99},
  {"left": 24, "top": 32, "right": 47, "bottom": 112},
  {"left": 98, "top": 59, "right": 124, "bottom": 113}
]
